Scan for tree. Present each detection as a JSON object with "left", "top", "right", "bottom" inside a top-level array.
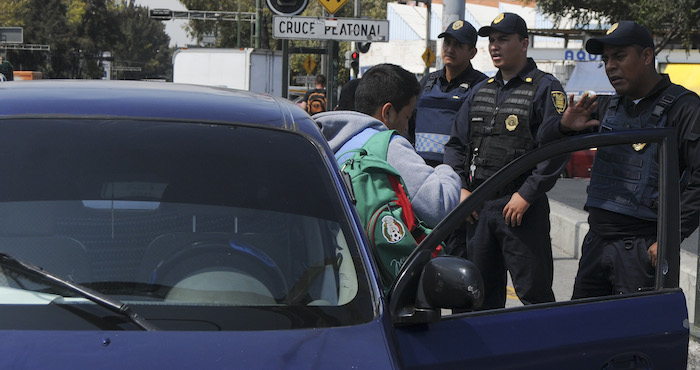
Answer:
[
  {"left": 2, "top": 0, "right": 173, "bottom": 79},
  {"left": 5, "top": 0, "right": 75, "bottom": 77},
  {"left": 111, "top": 1, "right": 173, "bottom": 80},
  {"left": 72, "top": 0, "right": 121, "bottom": 78},
  {"left": 0, "top": 0, "right": 30, "bottom": 26},
  {"left": 534, "top": 0, "right": 700, "bottom": 52}
]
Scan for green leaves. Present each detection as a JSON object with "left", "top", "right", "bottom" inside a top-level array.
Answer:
[
  {"left": 534, "top": 0, "right": 700, "bottom": 51},
  {"left": 2, "top": 0, "right": 172, "bottom": 79}
]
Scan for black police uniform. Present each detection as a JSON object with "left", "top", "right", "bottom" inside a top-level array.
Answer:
[
  {"left": 555, "top": 76, "right": 700, "bottom": 298},
  {"left": 444, "top": 58, "right": 569, "bottom": 309}
]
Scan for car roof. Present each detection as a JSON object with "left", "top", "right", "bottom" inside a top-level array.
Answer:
[{"left": 0, "top": 80, "right": 321, "bottom": 136}]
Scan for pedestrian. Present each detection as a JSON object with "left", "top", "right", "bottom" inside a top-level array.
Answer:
[
  {"left": 410, "top": 19, "right": 487, "bottom": 167},
  {"left": 545, "top": 21, "right": 700, "bottom": 298},
  {"left": 0, "top": 55, "right": 14, "bottom": 82},
  {"left": 444, "top": 12, "right": 569, "bottom": 309},
  {"left": 316, "top": 63, "right": 461, "bottom": 232},
  {"left": 300, "top": 74, "right": 327, "bottom": 114}
]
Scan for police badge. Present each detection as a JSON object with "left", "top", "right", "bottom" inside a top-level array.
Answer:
[
  {"left": 633, "top": 143, "right": 647, "bottom": 151},
  {"left": 551, "top": 91, "right": 567, "bottom": 114},
  {"left": 505, "top": 115, "right": 518, "bottom": 131}
]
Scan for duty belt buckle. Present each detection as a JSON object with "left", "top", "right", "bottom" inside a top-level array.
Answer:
[{"left": 623, "top": 238, "right": 634, "bottom": 250}]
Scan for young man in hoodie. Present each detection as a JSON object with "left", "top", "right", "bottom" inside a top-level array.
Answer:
[{"left": 314, "top": 63, "right": 461, "bottom": 231}]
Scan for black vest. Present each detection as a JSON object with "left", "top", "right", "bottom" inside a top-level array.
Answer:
[
  {"left": 586, "top": 84, "right": 691, "bottom": 220},
  {"left": 467, "top": 71, "right": 545, "bottom": 191}
]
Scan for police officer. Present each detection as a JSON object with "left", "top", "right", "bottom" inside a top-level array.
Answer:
[
  {"left": 410, "top": 20, "right": 487, "bottom": 257},
  {"left": 444, "top": 13, "right": 569, "bottom": 309},
  {"left": 547, "top": 21, "right": 700, "bottom": 298},
  {"left": 410, "top": 20, "right": 487, "bottom": 167}
]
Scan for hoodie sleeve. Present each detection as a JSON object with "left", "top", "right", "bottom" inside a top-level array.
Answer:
[{"left": 386, "top": 135, "right": 461, "bottom": 228}]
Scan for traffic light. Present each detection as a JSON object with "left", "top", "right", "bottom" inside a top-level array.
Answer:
[{"left": 350, "top": 51, "right": 359, "bottom": 75}]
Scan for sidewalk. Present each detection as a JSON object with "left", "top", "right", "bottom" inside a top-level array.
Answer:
[{"left": 545, "top": 200, "right": 700, "bottom": 367}]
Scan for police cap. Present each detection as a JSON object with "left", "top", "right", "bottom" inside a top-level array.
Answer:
[
  {"left": 477, "top": 13, "right": 528, "bottom": 39},
  {"left": 438, "top": 20, "right": 478, "bottom": 47},
  {"left": 585, "top": 21, "right": 655, "bottom": 55}
]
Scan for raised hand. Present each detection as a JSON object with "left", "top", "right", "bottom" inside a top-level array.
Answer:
[{"left": 560, "top": 92, "right": 600, "bottom": 132}]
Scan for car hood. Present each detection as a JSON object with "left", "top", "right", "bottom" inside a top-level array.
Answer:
[{"left": 0, "top": 318, "right": 397, "bottom": 369}]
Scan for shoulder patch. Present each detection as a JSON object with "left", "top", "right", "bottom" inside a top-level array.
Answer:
[{"left": 551, "top": 91, "right": 567, "bottom": 114}]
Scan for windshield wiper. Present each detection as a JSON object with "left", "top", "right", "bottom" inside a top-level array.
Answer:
[{"left": 0, "top": 253, "right": 158, "bottom": 331}]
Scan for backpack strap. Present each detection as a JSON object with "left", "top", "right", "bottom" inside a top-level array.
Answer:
[
  {"left": 388, "top": 175, "right": 416, "bottom": 231},
  {"left": 361, "top": 129, "right": 396, "bottom": 161},
  {"left": 361, "top": 130, "right": 417, "bottom": 229},
  {"left": 335, "top": 127, "right": 380, "bottom": 164}
]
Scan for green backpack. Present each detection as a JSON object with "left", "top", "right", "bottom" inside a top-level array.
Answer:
[{"left": 337, "top": 128, "right": 437, "bottom": 292}]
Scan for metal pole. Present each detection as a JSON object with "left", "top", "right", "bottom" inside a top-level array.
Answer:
[
  {"left": 442, "top": 0, "right": 465, "bottom": 31},
  {"left": 353, "top": 0, "right": 361, "bottom": 79},
  {"left": 237, "top": 1, "right": 241, "bottom": 47},
  {"left": 254, "top": 0, "right": 262, "bottom": 48},
  {"left": 328, "top": 41, "right": 338, "bottom": 109},
  {"left": 437, "top": 0, "right": 465, "bottom": 71},
  {"left": 424, "top": 1, "right": 431, "bottom": 76},
  {"left": 282, "top": 39, "right": 289, "bottom": 99}
]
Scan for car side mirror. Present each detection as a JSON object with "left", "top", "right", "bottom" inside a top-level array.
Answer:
[{"left": 416, "top": 256, "right": 484, "bottom": 311}]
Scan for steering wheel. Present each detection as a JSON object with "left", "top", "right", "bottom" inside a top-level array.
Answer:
[{"left": 150, "top": 238, "right": 288, "bottom": 302}]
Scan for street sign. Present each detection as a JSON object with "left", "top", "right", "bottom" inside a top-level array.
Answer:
[
  {"left": 303, "top": 55, "right": 317, "bottom": 74},
  {"left": 295, "top": 75, "right": 315, "bottom": 84},
  {"left": 273, "top": 16, "right": 389, "bottom": 42},
  {"left": 318, "top": 0, "right": 347, "bottom": 14},
  {"left": 149, "top": 9, "right": 173, "bottom": 20},
  {"left": 266, "top": 0, "right": 309, "bottom": 16},
  {"left": 422, "top": 47, "right": 435, "bottom": 67},
  {"left": 0, "top": 27, "right": 23, "bottom": 44}
]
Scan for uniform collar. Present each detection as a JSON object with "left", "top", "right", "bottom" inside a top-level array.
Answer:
[
  {"left": 494, "top": 58, "right": 538, "bottom": 85},
  {"left": 619, "top": 74, "right": 671, "bottom": 107},
  {"left": 440, "top": 64, "right": 479, "bottom": 84}
]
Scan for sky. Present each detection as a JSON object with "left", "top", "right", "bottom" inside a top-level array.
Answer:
[{"left": 135, "top": 0, "right": 195, "bottom": 47}]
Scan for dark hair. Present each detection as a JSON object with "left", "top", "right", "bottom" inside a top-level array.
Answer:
[
  {"left": 315, "top": 74, "right": 327, "bottom": 86},
  {"left": 354, "top": 64, "right": 420, "bottom": 116},
  {"left": 336, "top": 78, "right": 361, "bottom": 110}
]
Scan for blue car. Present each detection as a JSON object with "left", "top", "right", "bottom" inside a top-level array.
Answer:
[{"left": 0, "top": 80, "right": 688, "bottom": 369}]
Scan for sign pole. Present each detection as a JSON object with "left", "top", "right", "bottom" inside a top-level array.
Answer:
[
  {"left": 327, "top": 40, "right": 339, "bottom": 110},
  {"left": 255, "top": 0, "right": 262, "bottom": 48},
  {"left": 282, "top": 39, "right": 289, "bottom": 98}
]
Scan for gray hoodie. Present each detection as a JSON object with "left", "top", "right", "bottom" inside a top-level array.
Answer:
[{"left": 314, "top": 110, "right": 461, "bottom": 228}]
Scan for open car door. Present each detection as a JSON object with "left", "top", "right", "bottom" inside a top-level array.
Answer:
[{"left": 390, "top": 128, "right": 689, "bottom": 369}]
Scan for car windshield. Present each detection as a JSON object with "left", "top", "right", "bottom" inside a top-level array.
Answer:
[{"left": 0, "top": 118, "right": 373, "bottom": 331}]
